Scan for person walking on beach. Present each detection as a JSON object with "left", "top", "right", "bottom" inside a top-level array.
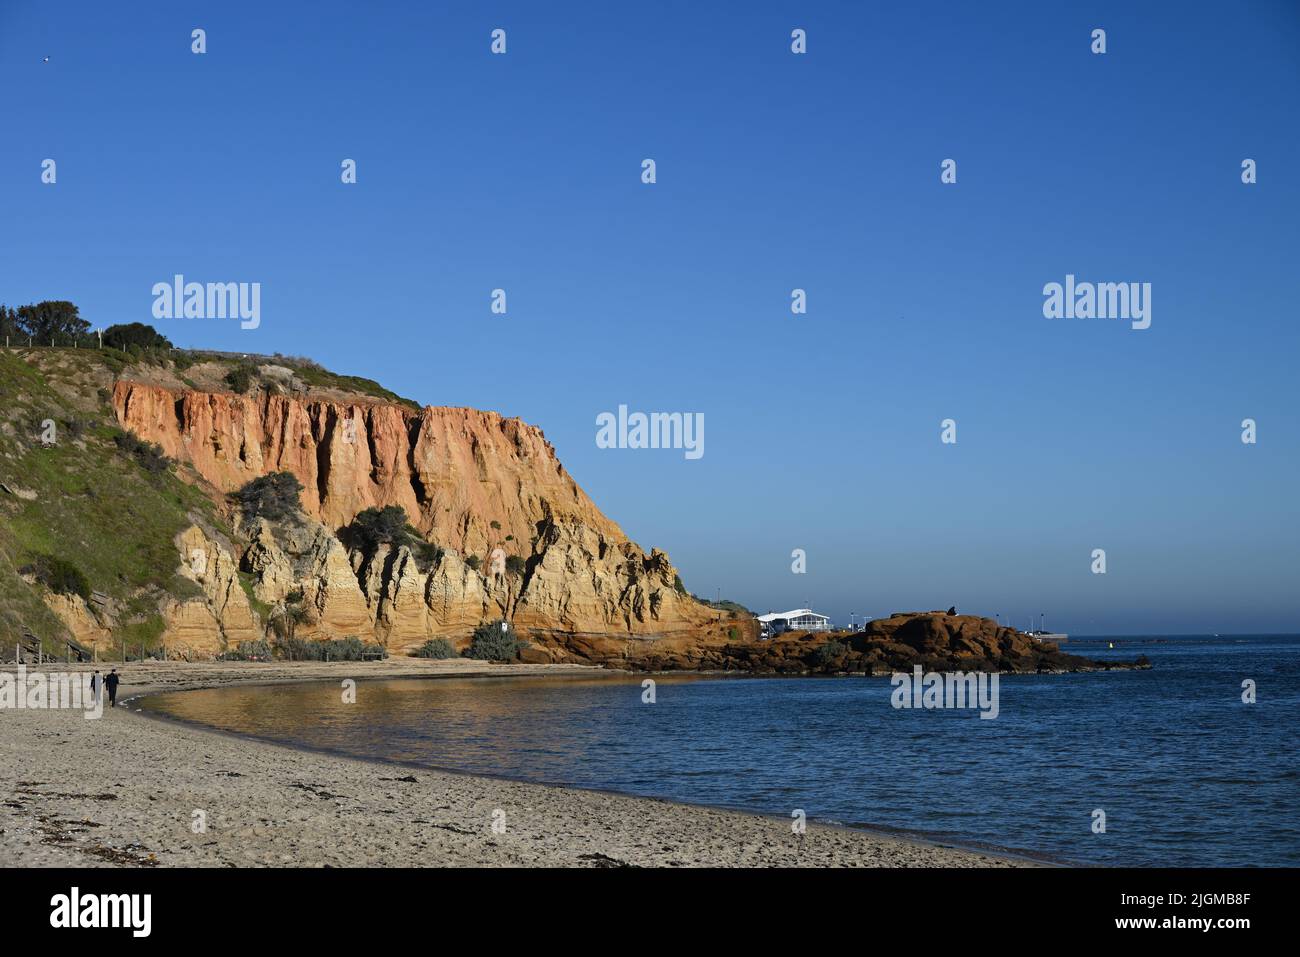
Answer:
[
  {"left": 105, "top": 669, "right": 119, "bottom": 708},
  {"left": 90, "top": 670, "right": 101, "bottom": 705}
]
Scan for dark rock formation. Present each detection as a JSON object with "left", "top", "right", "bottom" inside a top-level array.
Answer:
[{"left": 522, "top": 610, "right": 1150, "bottom": 675}]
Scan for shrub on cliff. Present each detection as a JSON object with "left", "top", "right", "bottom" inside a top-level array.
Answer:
[
  {"left": 340, "top": 506, "right": 445, "bottom": 572},
  {"left": 21, "top": 554, "right": 91, "bottom": 601},
  {"left": 465, "top": 619, "right": 528, "bottom": 662},
  {"left": 112, "top": 430, "right": 171, "bottom": 474},
  {"left": 225, "top": 364, "right": 257, "bottom": 394},
  {"left": 505, "top": 555, "right": 527, "bottom": 578},
  {"left": 415, "top": 637, "right": 457, "bottom": 659},
  {"left": 233, "top": 472, "right": 304, "bottom": 523},
  {"left": 346, "top": 505, "right": 414, "bottom": 550},
  {"left": 63, "top": 417, "right": 87, "bottom": 441},
  {"left": 412, "top": 540, "right": 444, "bottom": 567},
  {"left": 269, "top": 594, "right": 315, "bottom": 650}
]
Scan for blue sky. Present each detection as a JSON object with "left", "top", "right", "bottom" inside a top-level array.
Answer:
[{"left": 2, "top": 1, "right": 1297, "bottom": 634}]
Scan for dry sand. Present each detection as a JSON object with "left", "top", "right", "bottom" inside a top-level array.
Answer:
[{"left": 0, "top": 660, "right": 1030, "bottom": 867}]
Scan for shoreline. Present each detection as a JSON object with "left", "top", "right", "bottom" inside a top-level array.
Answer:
[{"left": 2, "top": 661, "right": 1035, "bottom": 868}]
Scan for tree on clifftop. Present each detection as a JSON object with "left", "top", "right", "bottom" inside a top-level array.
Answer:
[
  {"left": 0, "top": 306, "right": 22, "bottom": 341},
  {"left": 103, "top": 322, "right": 172, "bottom": 351},
  {"left": 14, "top": 301, "right": 90, "bottom": 343}
]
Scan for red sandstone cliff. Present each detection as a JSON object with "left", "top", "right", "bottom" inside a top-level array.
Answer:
[
  {"left": 112, "top": 381, "right": 623, "bottom": 555},
  {"left": 111, "top": 380, "right": 720, "bottom": 655}
]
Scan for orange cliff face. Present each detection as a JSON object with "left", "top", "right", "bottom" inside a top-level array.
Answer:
[
  {"left": 110, "top": 380, "right": 722, "bottom": 656},
  {"left": 112, "top": 380, "right": 622, "bottom": 555}
]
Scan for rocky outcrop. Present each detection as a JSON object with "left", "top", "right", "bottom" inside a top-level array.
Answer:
[
  {"left": 158, "top": 600, "right": 229, "bottom": 659},
  {"left": 660, "top": 611, "right": 1151, "bottom": 675},
  {"left": 174, "top": 526, "right": 261, "bottom": 645},
  {"left": 42, "top": 593, "right": 111, "bottom": 648},
  {"left": 241, "top": 520, "right": 297, "bottom": 603},
  {"left": 513, "top": 521, "right": 704, "bottom": 635},
  {"left": 219, "top": 512, "right": 714, "bottom": 655}
]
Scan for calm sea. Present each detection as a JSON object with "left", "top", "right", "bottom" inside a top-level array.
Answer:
[{"left": 138, "top": 635, "right": 1300, "bottom": 866}]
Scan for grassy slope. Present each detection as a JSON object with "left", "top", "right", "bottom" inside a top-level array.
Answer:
[
  {"left": 0, "top": 350, "right": 217, "bottom": 656},
  {"left": 0, "top": 343, "right": 450, "bottom": 657}
]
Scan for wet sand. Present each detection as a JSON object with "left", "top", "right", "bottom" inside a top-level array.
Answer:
[{"left": 0, "top": 660, "right": 1030, "bottom": 867}]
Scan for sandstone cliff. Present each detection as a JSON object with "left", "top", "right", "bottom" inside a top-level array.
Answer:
[
  {"left": 110, "top": 380, "right": 717, "bottom": 656},
  {"left": 112, "top": 382, "right": 623, "bottom": 554}
]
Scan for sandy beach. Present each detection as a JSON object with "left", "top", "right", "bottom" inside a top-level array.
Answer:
[{"left": 0, "top": 660, "right": 1029, "bottom": 868}]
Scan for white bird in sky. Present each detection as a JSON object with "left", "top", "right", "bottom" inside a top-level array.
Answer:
[{"left": 43, "top": 56, "right": 49, "bottom": 63}]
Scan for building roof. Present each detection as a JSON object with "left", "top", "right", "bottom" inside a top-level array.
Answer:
[{"left": 757, "top": 609, "right": 828, "bottom": 623}]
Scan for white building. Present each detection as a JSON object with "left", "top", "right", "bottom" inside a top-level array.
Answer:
[{"left": 757, "top": 609, "right": 831, "bottom": 636}]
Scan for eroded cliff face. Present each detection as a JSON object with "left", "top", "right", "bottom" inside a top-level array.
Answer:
[
  {"left": 112, "top": 382, "right": 622, "bottom": 555},
  {"left": 111, "top": 381, "right": 717, "bottom": 657}
]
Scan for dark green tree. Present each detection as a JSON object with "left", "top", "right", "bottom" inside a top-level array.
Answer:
[
  {"left": 103, "top": 322, "right": 172, "bottom": 351},
  {"left": 0, "top": 305, "right": 23, "bottom": 341},
  {"left": 346, "top": 505, "right": 415, "bottom": 550},
  {"left": 232, "top": 472, "right": 304, "bottom": 522},
  {"left": 16, "top": 301, "right": 90, "bottom": 343}
]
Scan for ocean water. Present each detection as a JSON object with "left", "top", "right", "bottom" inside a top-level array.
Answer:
[{"left": 138, "top": 636, "right": 1300, "bottom": 866}]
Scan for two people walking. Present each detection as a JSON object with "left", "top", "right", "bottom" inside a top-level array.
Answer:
[{"left": 88, "top": 668, "right": 120, "bottom": 708}]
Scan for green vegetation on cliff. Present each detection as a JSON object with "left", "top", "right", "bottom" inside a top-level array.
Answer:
[
  {"left": 693, "top": 595, "right": 752, "bottom": 617},
  {"left": 0, "top": 349, "right": 216, "bottom": 656}
]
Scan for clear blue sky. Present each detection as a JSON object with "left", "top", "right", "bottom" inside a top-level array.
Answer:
[{"left": 3, "top": 1, "right": 1297, "bottom": 634}]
